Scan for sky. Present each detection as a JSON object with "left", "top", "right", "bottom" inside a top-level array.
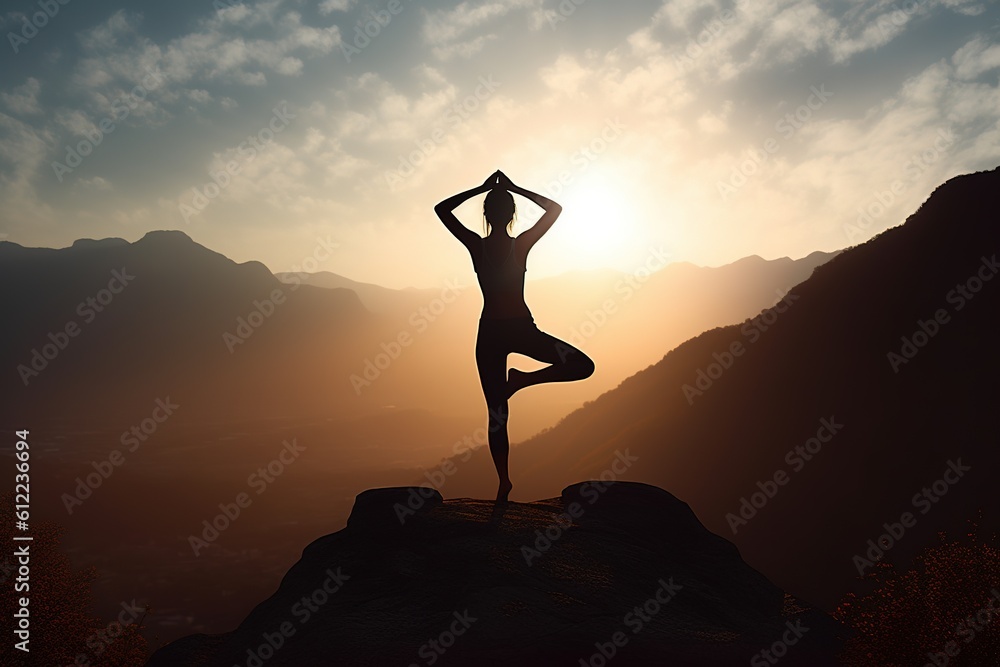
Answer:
[{"left": 1, "top": 0, "right": 999, "bottom": 288}]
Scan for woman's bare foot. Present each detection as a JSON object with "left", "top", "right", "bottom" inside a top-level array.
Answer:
[
  {"left": 506, "top": 368, "right": 528, "bottom": 399},
  {"left": 496, "top": 479, "right": 513, "bottom": 504}
]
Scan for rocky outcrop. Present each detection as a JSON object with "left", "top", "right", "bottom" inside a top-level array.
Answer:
[{"left": 147, "top": 481, "right": 843, "bottom": 666}]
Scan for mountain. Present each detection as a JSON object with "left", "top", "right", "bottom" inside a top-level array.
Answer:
[
  {"left": 146, "top": 481, "right": 843, "bottom": 666},
  {"left": 519, "top": 252, "right": 838, "bottom": 419},
  {"left": 276, "top": 270, "right": 438, "bottom": 314},
  {"left": 1, "top": 225, "right": 835, "bottom": 441},
  {"left": 431, "top": 166, "right": 1000, "bottom": 609},
  {"left": 0, "top": 230, "right": 374, "bottom": 425},
  {"left": 279, "top": 251, "right": 838, "bottom": 440}
]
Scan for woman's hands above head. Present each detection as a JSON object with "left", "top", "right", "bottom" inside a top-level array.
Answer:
[
  {"left": 440, "top": 170, "right": 558, "bottom": 249},
  {"left": 482, "top": 170, "right": 517, "bottom": 191},
  {"left": 496, "top": 170, "right": 514, "bottom": 190}
]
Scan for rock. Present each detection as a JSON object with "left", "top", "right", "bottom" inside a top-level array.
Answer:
[
  {"left": 346, "top": 486, "right": 443, "bottom": 533},
  {"left": 146, "top": 481, "right": 844, "bottom": 666}
]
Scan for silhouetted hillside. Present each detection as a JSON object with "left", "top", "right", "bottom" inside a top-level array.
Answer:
[
  {"left": 0, "top": 230, "right": 374, "bottom": 424},
  {"left": 146, "top": 482, "right": 842, "bottom": 666},
  {"left": 436, "top": 166, "right": 1000, "bottom": 609}
]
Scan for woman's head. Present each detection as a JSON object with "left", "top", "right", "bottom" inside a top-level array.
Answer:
[{"left": 483, "top": 188, "right": 516, "bottom": 234}]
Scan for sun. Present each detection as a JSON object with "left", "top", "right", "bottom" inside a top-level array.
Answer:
[{"left": 548, "top": 166, "right": 640, "bottom": 263}]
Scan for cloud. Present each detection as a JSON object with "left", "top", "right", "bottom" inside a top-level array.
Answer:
[
  {"left": 77, "top": 9, "right": 140, "bottom": 51},
  {"left": 657, "top": 0, "right": 720, "bottom": 30},
  {"left": 77, "top": 175, "right": 114, "bottom": 191},
  {"left": 185, "top": 89, "right": 213, "bottom": 104},
  {"left": 697, "top": 101, "right": 733, "bottom": 134},
  {"left": 423, "top": 2, "right": 508, "bottom": 43},
  {"left": 952, "top": 36, "right": 1000, "bottom": 80},
  {"left": 539, "top": 54, "right": 593, "bottom": 97},
  {"left": 537, "top": 47, "right": 692, "bottom": 116},
  {"left": 0, "top": 112, "right": 57, "bottom": 227},
  {"left": 939, "top": 0, "right": 988, "bottom": 16},
  {"left": 432, "top": 34, "right": 497, "bottom": 60},
  {"left": 53, "top": 108, "right": 99, "bottom": 137},
  {"left": 1, "top": 78, "right": 42, "bottom": 115},
  {"left": 422, "top": 0, "right": 542, "bottom": 59},
  {"left": 72, "top": 5, "right": 342, "bottom": 96},
  {"left": 319, "top": 0, "right": 355, "bottom": 14},
  {"left": 639, "top": 0, "right": 995, "bottom": 82},
  {"left": 339, "top": 70, "right": 464, "bottom": 143},
  {"left": 707, "top": 35, "right": 1000, "bottom": 249}
]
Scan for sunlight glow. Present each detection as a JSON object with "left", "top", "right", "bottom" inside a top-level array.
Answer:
[{"left": 550, "top": 165, "right": 642, "bottom": 265}]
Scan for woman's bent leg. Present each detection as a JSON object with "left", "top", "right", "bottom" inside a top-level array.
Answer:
[{"left": 508, "top": 325, "right": 594, "bottom": 397}]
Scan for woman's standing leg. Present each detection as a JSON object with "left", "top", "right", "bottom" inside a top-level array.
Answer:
[{"left": 476, "top": 326, "right": 513, "bottom": 503}]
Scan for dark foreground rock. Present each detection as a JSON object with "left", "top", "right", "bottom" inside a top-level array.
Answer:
[{"left": 147, "top": 481, "right": 844, "bottom": 666}]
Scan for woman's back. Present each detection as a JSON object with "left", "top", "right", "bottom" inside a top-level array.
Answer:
[{"left": 472, "top": 236, "right": 531, "bottom": 319}]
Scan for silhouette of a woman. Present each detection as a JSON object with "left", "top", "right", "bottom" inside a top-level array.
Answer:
[{"left": 435, "top": 170, "right": 595, "bottom": 503}]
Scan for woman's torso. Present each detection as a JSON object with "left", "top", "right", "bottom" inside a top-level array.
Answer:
[{"left": 472, "top": 236, "right": 531, "bottom": 319}]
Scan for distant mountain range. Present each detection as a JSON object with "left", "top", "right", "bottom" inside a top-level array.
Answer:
[
  {"left": 0, "top": 230, "right": 374, "bottom": 425},
  {"left": 276, "top": 251, "right": 837, "bottom": 438},
  {"left": 1, "top": 230, "right": 833, "bottom": 445},
  {"left": 433, "top": 166, "right": 1000, "bottom": 609}
]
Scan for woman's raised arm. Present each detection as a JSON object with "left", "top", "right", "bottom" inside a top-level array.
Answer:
[
  {"left": 434, "top": 171, "right": 500, "bottom": 249},
  {"left": 499, "top": 171, "right": 561, "bottom": 249}
]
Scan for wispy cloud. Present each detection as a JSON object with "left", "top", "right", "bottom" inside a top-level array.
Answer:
[
  {"left": 422, "top": 0, "right": 543, "bottom": 60},
  {"left": 1, "top": 78, "right": 42, "bottom": 115}
]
